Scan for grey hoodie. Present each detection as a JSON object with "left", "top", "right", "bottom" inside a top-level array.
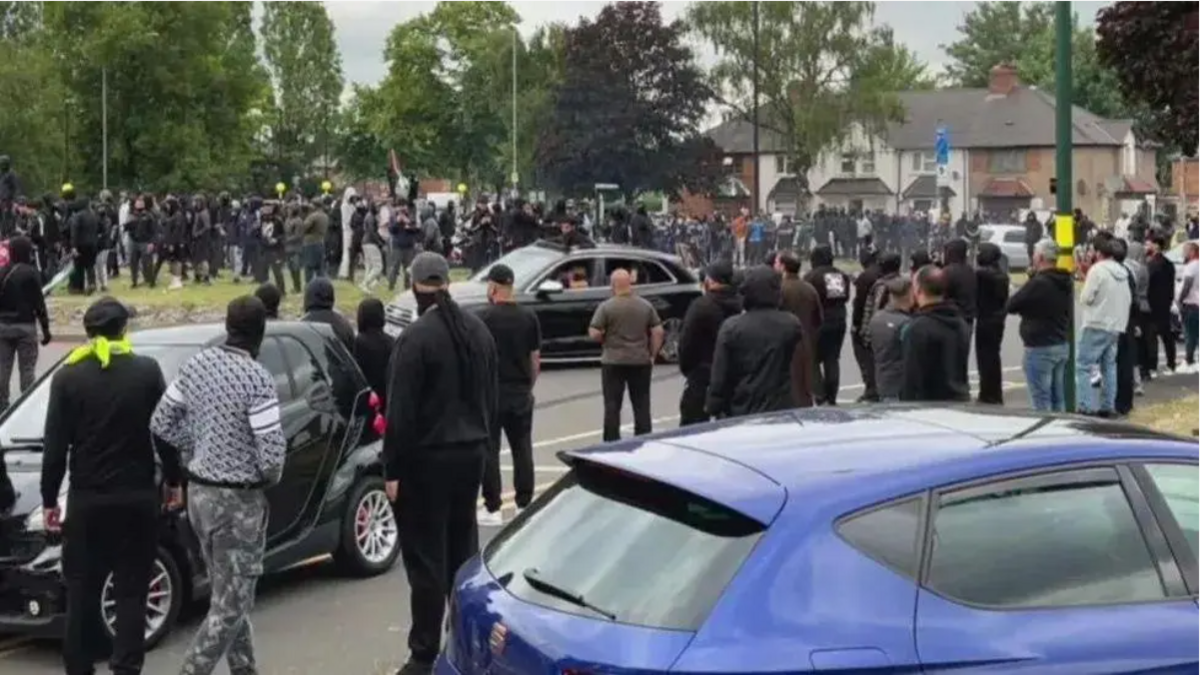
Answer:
[
  {"left": 1125, "top": 241, "right": 1151, "bottom": 312},
  {"left": 1080, "top": 258, "right": 1132, "bottom": 334}
]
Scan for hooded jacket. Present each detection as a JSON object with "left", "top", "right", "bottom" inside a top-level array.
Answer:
[
  {"left": 353, "top": 299, "right": 394, "bottom": 405},
  {"left": 678, "top": 286, "right": 742, "bottom": 385},
  {"left": 1080, "top": 258, "right": 1131, "bottom": 334},
  {"left": 0, "top": 236, "right": 50, "bottom": 337},
  {"left": 803, "top": 246, "right": 851, "bottom": 325},
  {"left": 974, "top": 242, "right": 1010, "bottom": 326},
  {"left": 706, "top": 267, "right": 804, "bottom": 418},
  {"left": 302, "top": 278, "right": 355, "bottom": 350},
  {"left": 900, "top": 301, "right": 970, "bottom": 402},
  {"left": 942, "top": 239, "right": 978, "bottom": 323},
  {"left": 1006, "top": 267, "right": 1073, "bottom": 347}
]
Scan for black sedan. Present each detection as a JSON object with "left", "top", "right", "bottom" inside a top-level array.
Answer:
[
  {"left": 0, "top": 322, "right": 400, "bottom": 648},
  {"left": 384, "top": 241, "right": 703, "bottom": 363}
]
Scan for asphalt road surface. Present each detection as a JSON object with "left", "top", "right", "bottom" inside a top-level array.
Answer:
[{"left": 0, "top": 317, "right": 1094, "bottom": 672}]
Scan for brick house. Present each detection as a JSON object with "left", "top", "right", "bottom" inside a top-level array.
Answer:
[{"left": 700, "top": 64, "right": 1159, "bottom": 223}]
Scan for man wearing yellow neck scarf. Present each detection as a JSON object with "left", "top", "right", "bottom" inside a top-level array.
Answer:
[{"left": 41, "top": 297, "right": 184, "bottom": 674}]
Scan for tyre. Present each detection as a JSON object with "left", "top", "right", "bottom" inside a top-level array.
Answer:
[
  {"left": 99, "top": 546, "right": 184, "bottom": 651},
  {"left": 658, "top": 317, "right": 684, "bottom": 364},
  {"left": 335, "top": 476, "right": 401, "bottom": 577}
]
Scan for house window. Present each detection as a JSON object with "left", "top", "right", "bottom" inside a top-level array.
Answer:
[
  {"left": 1123, "top": 144, "right": 1136, "bottom": 175},
  {"left": 860, "top": 151, "right": 876, "bottom": 175},
  {"left": 911, "top": 151, "right": 937, "bottom": 173},
  {"left": 840, "top": 153, "right": 856, "bottom": 175},
  {"left": 988, "top": 150, "right": 1027, "bottom": 174},
  {"left": 775, "top": 155, "right": 792, "bottom": 175}
]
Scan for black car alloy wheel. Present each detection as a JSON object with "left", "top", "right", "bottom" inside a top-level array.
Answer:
[
  {"left": 658, "top": 318, "right": 683, "bottom": 364},
  {"left": 100, "top": 546, "right": 184, "bottom": 650},
  {"left": 335, "top": 476, "right": 401, "bottom": 577}
]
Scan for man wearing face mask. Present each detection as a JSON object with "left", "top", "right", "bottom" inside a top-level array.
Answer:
[
  {"left": 150, "top": 296, "right": 286, "bottom": 675},
  {"left": 384, "top": 251, "right": 497, "bottom": 675}
]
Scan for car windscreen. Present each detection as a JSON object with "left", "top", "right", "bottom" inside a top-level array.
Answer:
[
  {"left": 483, "top": 462, "right": 764, "bottom": 631},
  {"left": 469, "top": 246, "right": 562, "bottom": 285},
  {"left": 0, "top": 344, "right": 200, "bottom": 447}
]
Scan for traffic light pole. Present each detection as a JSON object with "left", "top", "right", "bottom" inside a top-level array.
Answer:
[{"left": 1054, "top": 1, "right": 1076, "bottom": 411}]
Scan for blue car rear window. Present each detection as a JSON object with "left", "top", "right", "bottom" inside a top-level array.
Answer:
[{"left": 483, "top": 462, "right": 764, "bottom": 631}]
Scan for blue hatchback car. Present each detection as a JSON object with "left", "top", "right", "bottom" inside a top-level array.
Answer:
[{"left": 440, "top": 406, "right": 1198, "bottom": 674}]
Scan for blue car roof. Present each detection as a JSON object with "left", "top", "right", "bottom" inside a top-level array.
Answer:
[{"left": 569, "top": 406, "right": 1194, "bottom": 523}]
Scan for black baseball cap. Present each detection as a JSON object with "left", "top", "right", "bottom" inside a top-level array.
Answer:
[
  {"left": 486, "top": 264, "right": 515, "bottom": 285},
  {"left": 705, "top": 261, "right": 735, "bottom": 286}
]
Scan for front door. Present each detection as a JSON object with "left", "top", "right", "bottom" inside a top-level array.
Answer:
[{"left": 914, "top": 466, "right": 1197, "bottom": 673}]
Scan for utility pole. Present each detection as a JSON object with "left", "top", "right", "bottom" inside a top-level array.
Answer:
[
  {"left": 511, "top": 25, "right": 519, "bottom": 196},
  {"left": 101, "top": 67, "right": 108, "bottom": 190},
  {"left": 751, "top": 1, "right": 760, "bottom": 215},
  {"left": 1054, "top": 1, "right": 1076, "bottom": 411}
]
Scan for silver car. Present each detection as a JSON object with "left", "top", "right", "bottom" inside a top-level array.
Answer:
[{"left": 979, "top": 224, "right": 1031, "bottom": 271}]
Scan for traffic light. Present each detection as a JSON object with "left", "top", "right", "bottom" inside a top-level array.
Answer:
[{"left": 1049, "top": 177, "right": 1058, "bottom": 194}]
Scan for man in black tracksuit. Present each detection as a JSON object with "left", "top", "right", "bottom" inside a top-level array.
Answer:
[
  {"left": 68, "top": 198, "right": 101, "bottom": 294},
  {"left": 677, "top": 261, "right": 743, "bottom": 425},
  {"left": 384, "top": 252, "right": 497, "bottom": 675},
  {"left": 851, "top": 249, "right": 882, "bottom": 402},
  {"left": 901, "top": 265, "right": 971, "bottom": 402},
  {"left": 941, "top": 238, "right": 978, "bottom": 334},
  {"left": 804, "top": 245, "right": 851, "bottom": 405},
  {"left": 41, "top": 298, "right": 183, "bottom": 675}
]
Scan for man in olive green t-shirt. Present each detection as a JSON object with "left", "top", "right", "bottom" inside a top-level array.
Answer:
[{"left": 589, "top": 268, "right": 664, "bottom": 441}]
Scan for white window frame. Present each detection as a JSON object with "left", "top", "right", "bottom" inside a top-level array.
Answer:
[
  {"left": 840, "top": 153, "right": 856, "bottom": 175},
  {"left": 775, "top": 155, "right": 793, "bottom": 176},
  {"left": 860, "top": 151, "right": 876, "bottom": 176},
  {"left": 911, "top": 151, "right": 938, "bottom": 174}
]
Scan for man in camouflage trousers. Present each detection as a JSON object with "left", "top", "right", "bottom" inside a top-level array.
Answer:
[{"left": 151, "top": 296, "right": 286, "bottom": 675}]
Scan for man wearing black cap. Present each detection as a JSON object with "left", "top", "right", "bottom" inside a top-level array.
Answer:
[
  {"left": 41, "top": 297, "right": 184, "bottom": 675},
  {"left": 677, "top": 260, "right": 743, "bottom": 425},
  {"left": 384, "top": 251, "right": 497, "bottom": 675},
  {"left": 476, "top": 263, "right": 541, "bottom": 526}
]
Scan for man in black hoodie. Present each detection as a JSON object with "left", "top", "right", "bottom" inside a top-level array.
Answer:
[
  {"left": 803, "top": 245, "right": 851, "bottom": 405},
  {"left": 850, "top": 249, "right": 882, "bottom": 402},
  {"left": 900, "top": 265, "right": 970, "bottom": 402},
  {"left": 1006, "top": 239, "right": 1073, "bottom": 411},
  {"left": 941, "top": 239, "right": 977, "bottom": 334},
  {"left": 1145, "top": 235, "right": 1177, "bottom": 374},
  {"left": 0, "top": 236, "right": 52, "bottom": 410},
  {"left": 677, "top": 261, "right": 743, "bottom": 425},
  {"left": 301, "top": 277, "right": 355, "bottom": 351},
  {"left": 974, "top": 242, "right": 1010, "bottom": 404},
  {"left": 254, "top": 283, "right": 282, "bottom": 320},
  {"left": 68, "top": 197, "right": 101, "bottom": 294},
  {"left": 707, "top": 266, "right": 804, "bottom": 418},
  {"left": 353, "top": 297, "right": 393, "bottom": 405}
]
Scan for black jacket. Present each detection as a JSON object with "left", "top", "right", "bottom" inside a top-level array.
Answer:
[
  {"left": 900, "top": 301, "right": 971, "bottom": 402},
  {"left": 1147, "top": 255, "right": 1176, "bottom": 316},
  {"left": 677, "top": 287, "right": 742, "bottom": 384},
  {"left": 0, "top": 238, "right": 49, "bottom": 336},
  {"left": 942, "top": 241, "right": 977, "bottom": 323},
  {"left": 302, "top": 278, "right": 356, "bottom": 351},
  {"left": 384, "top": 299, "right": 498, "bottom": 478},
  {"left": 851, "top": 264, "right": 882, "bottom": 332},
  {"left": 707, "top": 268, "right": 803, "bottom": 418},
  {"left": 975, "top": 245, "right": 1010, "bottom": 326},
  {"left": 1006, "top": 268, "right": 1073, "bottom": 347},
  {"left": 804, "top": 265, "right": 851, "bottom": 325},
  {"left": 353, "top": 301, "right": 394, "bottom": 406},
  {"left": 68, "top": 203, "right": 100, "bottom": 249}
]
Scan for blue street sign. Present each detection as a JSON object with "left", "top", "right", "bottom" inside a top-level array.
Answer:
[{"left": 935, "top": 125, "right": 950, "bottom": 166}]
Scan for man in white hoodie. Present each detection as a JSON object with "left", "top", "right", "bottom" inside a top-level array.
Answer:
[{"left": 1076, "top": 233, "right": 1131, "bottom": 416}]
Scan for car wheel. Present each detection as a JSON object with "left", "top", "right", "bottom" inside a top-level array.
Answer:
[
  {"left": 658, "top": 317, "right": 684, "bottom": 364},
  {"left": 335, "top": 476, "right": 400, "bottom": 577},
  {"left": 99, "top": 547, "right": 183, "bottom": 651}
]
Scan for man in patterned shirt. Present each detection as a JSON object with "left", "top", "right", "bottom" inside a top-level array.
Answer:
[{"left": 150, "top": 295, "right": 286, "bottom": 675}]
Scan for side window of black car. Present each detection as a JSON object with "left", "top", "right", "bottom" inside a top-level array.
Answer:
[
  {"left": 927, "top": 469, "right": 1166, "bottom": 608},
  {"left": 257, "top": 337, "right": 296, "bottom": 404},
  {"left": 837, "top": 496, "right": 923, "bottom": 580},
  {"left": 278, "top": 336, "right": 325, "bottom": 400}
]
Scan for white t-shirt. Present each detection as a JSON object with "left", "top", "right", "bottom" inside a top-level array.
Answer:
[{"left": 1181, "top": 259, "right": 1199, "bottom": 306}]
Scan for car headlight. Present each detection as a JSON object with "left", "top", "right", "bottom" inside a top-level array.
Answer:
[{"left": 26, "top": 489, "right": 68, "bottom": 533}]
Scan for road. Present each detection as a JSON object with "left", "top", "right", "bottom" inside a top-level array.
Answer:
[{"left": 0, "top": 317, "right": 1058, "bottom": 672}]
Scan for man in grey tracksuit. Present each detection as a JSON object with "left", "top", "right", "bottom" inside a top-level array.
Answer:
[{"left": 868, "top": 275, "right": 915, "bottom": 402}]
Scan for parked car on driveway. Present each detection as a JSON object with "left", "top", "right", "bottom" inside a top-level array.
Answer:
[
  {"left": 384, "top": 241, "right": 702, "bottom": 363},
  {"left": 443, "top": 405, "right": 1197, "bottom": 675},
  {"left": 979, "top": 224, "right": 1030, "bottom": 271},
  {"left": 0, "top": 321, "right": 398, "bottom": 649}
]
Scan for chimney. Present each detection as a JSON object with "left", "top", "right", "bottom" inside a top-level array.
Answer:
[{"left": 988, "top": 63, "right": 1019, "bottom": 96}]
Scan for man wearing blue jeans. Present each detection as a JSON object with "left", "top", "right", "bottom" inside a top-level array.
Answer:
[
  {"left": 1007, "top": 240, "right": 1074, "bottom": 411},
  {"left": 1075, "top": 235, "right": 1131, "bottom": 416}
]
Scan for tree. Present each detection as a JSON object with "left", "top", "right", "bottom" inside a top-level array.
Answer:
[
  {"left": 688, "top": 1, "right": 918, "bottom": 190},
  {"left": 941, "top": 2, "right": 1131, "bottom": 120},
  {"left": 537, "top": 2, "right": 715, "bottom": 198},
  {"left": 1097, "top": 2, "right": 1199, "bottom": 152},
  {"left": 261, "top": 1, "right": 345, "bottom": 182}
]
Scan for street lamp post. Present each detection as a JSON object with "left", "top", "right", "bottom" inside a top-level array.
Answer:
[
  {"left": 511, "top": 25, "right": 519, "bottom": 195},
  {"left": 101, "top": 67, "right": 108, "bottom": 190},
  {"left": 1054, "top": 0, "right": 1077, "bottom": 411},
  {"left": 751, "top": 1, "right": 760, "bottom": 215}
]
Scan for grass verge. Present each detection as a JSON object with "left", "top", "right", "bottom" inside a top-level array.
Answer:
[{"left": 1129, "top": 394, "right": 1199, "bottom": 438}]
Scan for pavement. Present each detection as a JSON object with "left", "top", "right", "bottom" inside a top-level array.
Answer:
[{"left": 1, "top": 318, "right": 1194, "bottom": 672}]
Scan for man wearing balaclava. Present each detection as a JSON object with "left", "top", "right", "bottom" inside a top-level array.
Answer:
[
  {"left": 384, "top": 251, "right": 497, "bottom": 675},
  {"left": 41, "top": 297, "right": 184, "bottom": 675},
  {"left": 150, "top": 296, "right": 286, "bottom": 675}
]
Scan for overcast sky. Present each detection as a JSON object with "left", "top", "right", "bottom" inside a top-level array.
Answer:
[{"left": 323, "top": 1, "right": 1111, "bottom": 87}]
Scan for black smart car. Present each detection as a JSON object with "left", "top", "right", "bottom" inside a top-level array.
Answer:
[
  {"left": 0, "top": 321, "right": 399, "bottom": 648},
  {"left": 385, "top": 241, "right": 703, "bottom": 363}
]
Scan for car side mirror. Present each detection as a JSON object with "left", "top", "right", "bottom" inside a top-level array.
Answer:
[
  {"left": 305, "top": 380, "right": 335, "bottom": 412},
  {"left": 536, "top": 279, "right": 565, "bottom": 295}
]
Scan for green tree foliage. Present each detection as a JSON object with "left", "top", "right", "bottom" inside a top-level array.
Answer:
[
  {"left": 689, "top": 1, "right": 922, "bottom": 189},
  {"left": 261, "top": 1, "right": 345, "bottom": 182},
  {"left": 1097, "top": 2, "right": 1199, "bottom": 152},
  {"left": 0, "top": 37, "right": 69, "bottom": 196},
  {"left": 941, "top": 2, "right": 1131, "bottom": 120},
  {"left": 537, "top": 2, "right": 718, "bottom": 198}
]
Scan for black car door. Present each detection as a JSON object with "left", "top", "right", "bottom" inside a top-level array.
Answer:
[
  {"left": 261, "top": 335, "right": 339, "bottom": 548},
  {"left": 527, "top": 257, "right": 608, "bottom": 358}
]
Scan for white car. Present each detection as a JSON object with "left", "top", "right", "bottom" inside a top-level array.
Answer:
[{"left": 978, "top": 224, "right": 1030, "bottom": 271}]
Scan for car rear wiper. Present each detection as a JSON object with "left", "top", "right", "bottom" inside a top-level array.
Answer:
[{"left": 522, "top": 568, "right": 616, "bottom": 621}]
